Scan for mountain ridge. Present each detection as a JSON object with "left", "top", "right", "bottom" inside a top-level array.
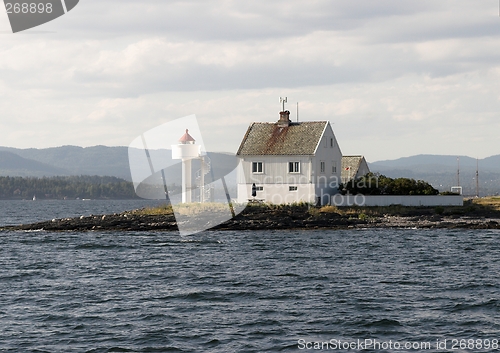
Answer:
[
  {"left": 371, "top": 154, "right": 500, "bottom": 171},
  {"left": 0, "top": 145, "right": 132, "bottom": 180},
  {"left": 369, "top": 153, "right": 500, "bottom": 196},
  {"left": 0, "top": 146, "right": 499, "bottom": 195}
]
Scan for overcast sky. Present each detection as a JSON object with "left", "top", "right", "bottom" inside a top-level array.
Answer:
[{"left": 0, "top": 0, "right": 499, "bottom": 162}]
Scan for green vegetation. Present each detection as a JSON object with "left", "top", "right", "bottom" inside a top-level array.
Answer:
[
  {"left": 340, "top": 173, "right": 439, "bottom": 196},
  {"left": 0, "top": 175, "right": 138, "bottom": 199},
  {"left": 323, "top": 197, "right": 500, "bottom": 218},
  {"left": 136, "top": 201, "right": 441, "bottom": 219},
  {"left": 472, "top": 196, "right": 500, "bottom": 212},
  {"left": 132, "top": 202, "right": 234, "bottom": 216},
  {"left": 132, "top": 204, "right": 173, "bottom": 215},
  {"left": 439, "top": 191, "right": 460, "bottom": 196},
  {"left": 434, "top": 206, "right": 445, "bottom": 215},
  {"left": 130, "top": 197, "right": 500, "bottom": 222}
]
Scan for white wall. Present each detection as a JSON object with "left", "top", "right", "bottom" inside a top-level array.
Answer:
[
  {"left": 237, "top": 183, "right": 315, "bottom": 204},
  {"left": 311, "top": 123, "right": 342, "bottom": 205},
  {"left": 330, "top": 195, "right": 464, "bottom": 207},
  {"left": 238, "top": 156, "right": 313, "bottom": 185},
  {"left": 236, "top": 121, "right": 343, "bottom": 205},
  {"left": 355, "top": 158, "right": 370, "bottom": 179},
  {"left": 313, "top": 123, "right": 342, "bottom": 185}
]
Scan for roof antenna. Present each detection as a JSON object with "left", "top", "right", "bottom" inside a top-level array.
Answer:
[
  {"left": 296, "top": 102, "right": 299, "bottom": 122},
  {"left": 280, "top": 97, "right": 287, "bottom": 111}
]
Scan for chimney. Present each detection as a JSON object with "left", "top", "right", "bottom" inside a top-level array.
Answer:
[{"left": 278, "top": 110, "right": 291, "bottom": 127}]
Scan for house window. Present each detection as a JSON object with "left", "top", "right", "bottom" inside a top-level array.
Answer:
[
  {"left": 330, "top": 138, "right": 334, "bottom": 147},
  {"left": 289, "top": 186, "right": 298, "bottom": 191},
  {"left": 252, "top": 161, "right": 263, "bottom": 173},
  {"left": 288, "top": 161, "right": 300, "bottom": 173},
  {"left": 256, "top": 186, "right": 263, "bottom": 191},
  {"left": 320, "top": 161, "right": 325, "bottom": 173},
  {"left": 332, "top": 161, "right": 337, "bottom": 173}
]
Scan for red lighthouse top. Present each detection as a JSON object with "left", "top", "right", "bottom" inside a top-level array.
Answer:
[{"left": 179, "top": 129, "right": 195, "bottom": 144}]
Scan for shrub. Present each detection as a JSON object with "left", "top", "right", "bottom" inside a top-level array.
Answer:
[
  {"left": 340, "top": 173, "right": 439, "bottom": 196},
  {"left": 358, "top": 213, "right": 368, "bottom": 220},
  {"left": 434, "top": 206, "right": 444, "bottom": 215}
]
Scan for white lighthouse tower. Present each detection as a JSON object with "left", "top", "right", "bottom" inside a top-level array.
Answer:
[{"left": 172, "top": 129, "right": 201, "bottom": 203}]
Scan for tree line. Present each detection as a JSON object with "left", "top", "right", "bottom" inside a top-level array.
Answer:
[
  {"left": 0, "top": 175, "right": 139, "bottom": 199},
  {"left": 340, "top": 173, "right": 440, "bottom": 196}
]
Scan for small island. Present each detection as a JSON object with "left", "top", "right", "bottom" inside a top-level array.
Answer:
[{"left": 2, "top": 197, "right": 500, "bottom": 232}]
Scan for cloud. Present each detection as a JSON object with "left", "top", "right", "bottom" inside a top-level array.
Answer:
[
  {"left": 0, "top": 0, "right": 499, "bottom": 161},
  {"left": 1, "top": 1, "right": 498, "bottom": 96}
]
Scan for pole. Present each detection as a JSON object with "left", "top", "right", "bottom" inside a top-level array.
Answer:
[
  {"left": 476, "top": 158, "right": 479, "bottom": 198},
  {"left": 200, "top": 156, "right": 205, "bottom": 203},
  {"left": 280, "top": 97, "right": 287, "bottom": 111},
  {"left": 221, "top": 176, "right": 235, "bottom": 218},
  {"left": 182, "top": 159, "right": 192, "bottom": 203}
]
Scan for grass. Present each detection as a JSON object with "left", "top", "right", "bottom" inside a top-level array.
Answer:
[
  {"left": 174, "top": 202, "right": 234, "bottom": 216},
  {"left": 318, "top": 205, "right": 338, "bottom": 213},
  {"left": 132, "top": 202, "right": 234, "bottom": 216},
  {"left": 472, "top": 196, "right": 500, "bottom": 212},
  {"left": 132, "top": 197, "right": 500, "bottom": 218},
  {"left": 132, "top": 203, "right": 173, "bottom": 215},
  {"left": 312, "top": 204, "right": 423, "bottom": 217}
]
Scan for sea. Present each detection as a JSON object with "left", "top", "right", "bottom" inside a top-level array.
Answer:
[{"left": 0, "top": 200, "right": 499, "bottom": 352}]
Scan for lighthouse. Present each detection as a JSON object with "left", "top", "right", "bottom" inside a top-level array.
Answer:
[{"left": 172, "top": 129, "right": 201, "bottom": 203}]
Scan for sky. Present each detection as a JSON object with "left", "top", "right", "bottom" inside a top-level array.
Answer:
[{"left": 0, "top": 0, "right": 499, "bottom": 162}]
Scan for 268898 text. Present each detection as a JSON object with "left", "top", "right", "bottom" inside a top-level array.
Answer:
[
  {"left": 5, "top": 3, "right": 53, "bottom": 14},
  {"left": 451, "top": 339, "right": 498, "bottom": 350}
]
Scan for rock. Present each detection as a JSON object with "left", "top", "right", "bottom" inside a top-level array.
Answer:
[{"left": 2, "top": 204, "right": 500, "bottom": 232}]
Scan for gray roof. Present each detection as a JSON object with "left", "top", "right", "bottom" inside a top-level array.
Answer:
[
  {"left": 341, "top": 155, "right": 367, "bottom": 181},
  {"left": 237, "top": 121, "right": 327, "bottom": 156}
]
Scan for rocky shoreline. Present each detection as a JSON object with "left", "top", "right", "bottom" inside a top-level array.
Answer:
[{"left": 2, "top": 204, "right": 500, "bottom": 232}]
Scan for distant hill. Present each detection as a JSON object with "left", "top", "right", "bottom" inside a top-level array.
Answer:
[
  {"left": 0, "top": 151, "right": 68, "bottom": 177},
  {"left": 0, "top": 146, "right": 238, "bottom": 185},
  {"left": 0, "top": 175, "right": 137, "bottom": 200},
  {"left": 371, "top": 154, "right": 500, "bottom": 172},
  {"left": 0, "top": 146, "right": 132, "bottom": 180},
  {"left": 370, "top": 154, "right": 500, "bottom": 196},
  {"left": 2, "top": 146, "right": 499, "bottom": 196},
  {"left": 483, "top": 155, "right": 500, "bottom": 170}
]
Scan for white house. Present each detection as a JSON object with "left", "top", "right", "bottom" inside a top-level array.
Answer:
[
  {"left": 236, "top": 110, "right": 342, "bottom": 205},
  {"left": 341, "top": 155, "right": 370, "bottom": 184}
]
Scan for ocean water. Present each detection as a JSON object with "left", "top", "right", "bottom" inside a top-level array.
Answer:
[
  {"left": 0, "top": 201, "right": 499, "bottom": 352},
  {"left": 0, "top": 199, "right": 165, "bottom": 226}
]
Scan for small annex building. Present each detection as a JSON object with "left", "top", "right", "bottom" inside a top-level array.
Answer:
[
  {"left": 341, "top": 156, "right": 370, "bottom": 184},
  {"left": 235, "top": 105, "right": 462, "bottom": 207},
  {"left": 236, "top": 109, "right": 342, "bottom": 205}
]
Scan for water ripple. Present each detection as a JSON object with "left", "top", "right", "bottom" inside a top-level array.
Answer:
[{"left": 0, "top": 228, "right": 499, "bottom": 352}]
